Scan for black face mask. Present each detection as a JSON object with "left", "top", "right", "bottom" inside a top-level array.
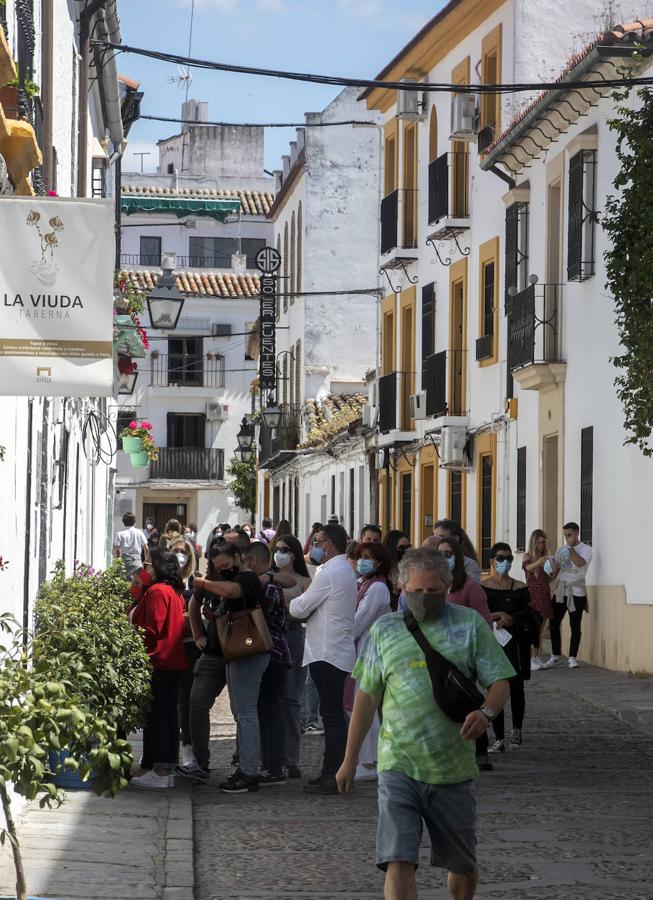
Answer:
[
  {"left": 218, "top": 566, "right": 239, "bottom": 581},
  {"left": 396, "top": 547, "right": 408, "bottom": 560}
]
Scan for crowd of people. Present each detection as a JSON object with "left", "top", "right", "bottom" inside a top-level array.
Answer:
[{"left": 115, "top": 510, "right": 593, "bottom": 898}]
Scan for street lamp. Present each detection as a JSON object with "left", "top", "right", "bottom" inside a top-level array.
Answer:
[
  {"left": 236, "top": 416, "right": 255, "bottom": 450},
  {"left": 233, "top": 446, "right": 255, "bottom": 464},
  {"left": 261, "top": 397, "right": 282, "bottom": 431},
  {"left": 118, "top": 370, "right": 138, "bottom": 395},
  {"left": 147, "top": 252, "right": 185, "bottom": 330}
]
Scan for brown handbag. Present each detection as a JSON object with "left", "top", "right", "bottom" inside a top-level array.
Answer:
[{"left": 216, "top": 605, "right": 273, "bottom": 661}]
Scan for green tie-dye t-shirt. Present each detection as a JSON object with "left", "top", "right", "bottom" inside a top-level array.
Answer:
[{"left": 353, "top": 604, "right": 516, "bottom": 785}]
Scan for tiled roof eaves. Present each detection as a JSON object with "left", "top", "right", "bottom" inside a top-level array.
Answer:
[
  {"left": 121, "top": 184, "right": 276, "bottom": 216},
  {"left": 481, "top": 18, "right": 653, "bottom": 168},
  {"left": 121, "top": 270, "right": 260, "bottom": 299}
]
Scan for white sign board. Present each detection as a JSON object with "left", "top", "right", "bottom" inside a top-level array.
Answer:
[{"left": 0, "top": 197, "right": 114, "bottom": 396}]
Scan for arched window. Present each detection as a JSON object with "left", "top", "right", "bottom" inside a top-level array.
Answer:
[
  {"left": 283, "top": 222, "right": 289, "bottom": 313},
  {"left": 429, "top": 106, "right": 438, "bottom": 162},
  {"left": 296, "top": 202, "right": 303, "bottom": 296},
  {"left": 290, "top": 211, "right": 296, "bottom": 303}
]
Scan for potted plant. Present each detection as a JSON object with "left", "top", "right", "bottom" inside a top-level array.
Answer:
[
  {"left": 0, "top": 611, "right": 134, "bottom": 900},
  {"left": 35, "top": 561, "right": 152, "bottom": 741},
  {"left": 118, "top": 419, "right": 156, "bottom": 457}
]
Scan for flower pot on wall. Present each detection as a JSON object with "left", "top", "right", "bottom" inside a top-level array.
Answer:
[
  {"left": 121, "top": 436, "right": 142, "bottom": 454},
  {"left": 0, "top": 85, "right": 19, "bottom": 120},
  {"left": 129, "top": 451, "right": 150, "bottom": 468}
]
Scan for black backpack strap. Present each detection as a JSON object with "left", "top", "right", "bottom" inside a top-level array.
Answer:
[{"left": 403, "top": 611, "right": 449, "bottom": 679}]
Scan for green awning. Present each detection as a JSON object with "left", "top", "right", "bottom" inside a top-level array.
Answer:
[
  {"left": 121, "top": 195, "right": 241, "bottom": 221},
  {"left": 114, "top": 315, "right": 148, "bottom": 359}
]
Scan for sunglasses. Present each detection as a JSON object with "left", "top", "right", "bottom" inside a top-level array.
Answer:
[{"left": 495, "top": 555, "right": 514, "bottom": 563}]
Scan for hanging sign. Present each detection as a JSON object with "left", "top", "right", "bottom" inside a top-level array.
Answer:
[
  {"left": 256, "top": 247, "right": 281, "bottom": 391},
  {"left": 0, "top": 197, "right": 114, "bottom": 396}
]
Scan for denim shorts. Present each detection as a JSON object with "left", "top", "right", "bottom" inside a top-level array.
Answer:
[{"left": 376, "top": 770, "right": 477, "bottom": 874}]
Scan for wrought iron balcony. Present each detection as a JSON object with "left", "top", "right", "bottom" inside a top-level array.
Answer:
[
  {"left": 428, "top": 151, "right": 470, "bottom": 226},
  {"left": 150, "top": 353, "right": 225, "bottom": 388},
  {"left": 422, "top": 351, "right": 447, "bottom": 418},
  {"left": 150, "top": 447, "right": 224, "bottom": 481},
  {"left": 507, "top": 284, "right": 563, "bottom": 372},
  {"left": 120, "top": 253, "right": 259, "bottom": 270},
  {"left": 380, "top": 189, "right": 418, "bottom": 256},
  {"left": 258, "top": 411, "right": 300, "bottom": 466}
]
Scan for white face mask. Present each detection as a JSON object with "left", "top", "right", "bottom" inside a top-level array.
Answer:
[
  {"left": 175, "top": 552, "right": 188, "bottom": 568},
  {"left": 274, "top": 550, "right": 293, "bottom": 569}
]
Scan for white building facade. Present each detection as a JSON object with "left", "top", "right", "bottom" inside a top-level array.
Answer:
[
  {"left": 364, "top": 0, "right": 652, "bottom": 672},
  {"left": 0, "top": 0, "right": 135, "bottom": 624},
  {"left": 115, "top": 104, "right": 275, "bottom": 545},
  {"left": 256, "top": 87, "right": 382, "bottom": 540}
]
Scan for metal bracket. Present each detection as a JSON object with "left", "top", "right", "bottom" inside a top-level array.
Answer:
[
  {"left": 394, "top": 444, "right": 417, "bottom": 468},
  {"left": 425, "top": 237, "right": 452, "bottom": 267},
  {"left": 379, "top": 259, "right": 418, "bottom": 294},
  {"left": 423, "top": 432, "right": 441, "bottom": 459}
]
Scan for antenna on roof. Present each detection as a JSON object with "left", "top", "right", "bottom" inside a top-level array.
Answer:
[{"left": 166, "top": 66, "right": 194, "bottom": 91}]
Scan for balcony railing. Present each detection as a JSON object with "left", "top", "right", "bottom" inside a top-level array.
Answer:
[
  {"left": 150, "top": 353, "right": 225, "bottom": 388},
  {"left": 259, "top": 410, "right": 300, "bottom": 464},
  {"left": 120, "top": 253, "right": 259, "bottom": 270},
  {"left": 428, "top": 151, "right": 470, "bottom": 225},
  {"left": 379, "top": 372, "right": 398, "bottom": 433},
  {"left": 380, "top": 189, "right": 418, "bottom": 255},
  {"left": 150, "top": 447, "right": 224, "bottom": 481},
  {"left": 508, "top": 284, "right": 563, "bottom": 372},
  {"left": 423, "top": 352, "right": 447, "bottom": 418}
]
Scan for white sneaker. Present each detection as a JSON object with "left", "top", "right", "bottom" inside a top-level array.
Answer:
[
  {"left": 542, "top": 655, "right": 560, "bottom": 669},
  {"left": 568, "top": 657, "right": 580, "bottom": 669},
  {"left": 181, "top": 744, "right": 196, "bottom": 767},
  {"left": 355, "top": 764, "right": 378, "bottom": 782},
  {"left": 531, "top": 657, "right": 543, "bottom": 671},
  {"left": 129, "top": 771, "right": 170, "bottom": 791}
]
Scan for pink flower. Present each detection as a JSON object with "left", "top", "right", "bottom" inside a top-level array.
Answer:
[
  {"left": 48, "top": 191, "right": 58, "bottom": 197},
  {"left": 142, "top": 422, "right": 152, "bottom": 430},
  {"left": 129, "top": 421, "right": 138, "bottom": 429}
]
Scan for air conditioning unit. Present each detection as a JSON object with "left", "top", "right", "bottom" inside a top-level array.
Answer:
[
  {"left": 211, "top": 323, "right": 232, "bottom": 337},
  {"left": 450, "top": 93, "right": 477, "bottom": 141},
  {"left": 206, "top": 402, "right": 229, "bottom": 422},
  {"left": 397, "top": 83, "right": 426, "bottom": 119},
  {"left": 409, "top": 391, "right": 427, "bottom": 420},
  {"left": 440, "top": 425, "right": 468, "bottom": 467}
]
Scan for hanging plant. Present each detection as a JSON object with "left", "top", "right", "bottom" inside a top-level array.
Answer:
[
  {"left": 603, "top": 72, "right": 653, "bottom": 456},
  {"left": 117, "top": 354, "right": 137, "bottom": 376},
  {"left": 119, "top": 420, "right": 158, "bottom": 461}
]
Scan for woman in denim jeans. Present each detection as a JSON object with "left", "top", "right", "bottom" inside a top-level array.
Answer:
[{"left": 193, "top": 542, "right": 270, "bottom": 794}]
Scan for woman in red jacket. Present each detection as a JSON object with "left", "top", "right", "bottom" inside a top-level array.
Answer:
[{"left": 130, "top": 549, "right": 187, "bottom": 790}]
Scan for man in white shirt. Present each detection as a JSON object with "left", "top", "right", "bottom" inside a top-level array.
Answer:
[
  {"left": 289, "top": 523, "right": 356, "bottom": 794},
  {"left": 113, "top": 512, "right": 149, "bottom": 578},
  {"left": 543, "top": 521, "right": 593, "bottom": 669}
]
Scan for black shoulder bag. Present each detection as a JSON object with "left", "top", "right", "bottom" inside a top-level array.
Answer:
[{"left": 404, "top": 611, "right": 484, "bottom": 723}]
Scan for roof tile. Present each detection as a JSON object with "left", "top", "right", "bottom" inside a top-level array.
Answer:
[
  {"left": 122, "top": 184, "right": 275, "bottom": 216},
  {"left": 121, "top": 270, "right": 260, "bottom": 299}
]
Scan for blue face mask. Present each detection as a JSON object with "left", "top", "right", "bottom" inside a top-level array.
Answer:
[
  {"left": 445, "top": 555, "right": 456, "bottom": 572},
  {"left": 543, "top": 559, "right": 554, "bottom": 577},
  {"left": 356, "top": 559, "right": 376, "bottom": 577},
  {"left": 310, "top": 544, "right": 327, "bottom": 564},
  {"left": 495, "top": 559, "right": 511, "bottom": 576}
]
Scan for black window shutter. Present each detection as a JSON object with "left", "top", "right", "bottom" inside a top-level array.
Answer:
[
  {"left": 505, "top": 203, "right": 518, "bottom": 313},
  {"left": 568, "top": 151, "right": 583, "bottom": 282},
  {"left": 516, "top": 446, "right": 526, "bottom": 551},
  {"left": 580, "top": 427, "right": 593, "bottom": 544}
]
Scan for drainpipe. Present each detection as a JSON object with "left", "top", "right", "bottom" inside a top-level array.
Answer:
[
  {"left": 41, "top": 0, "right": 53, "bottom": 191},
  {"left": 488, "top": 164, "right": 515, "bottom": 189},
  {"left": 94, "top": 1, "right": 125, "bottom": 149},
  {"left": 22, "top": 400, "right": 34, "bottom": 644},
  {"left": 77, "top": 0, "right": 108, "bottom": 197}
]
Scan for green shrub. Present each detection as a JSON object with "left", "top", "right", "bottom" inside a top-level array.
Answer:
[{"left": 35, "top": 560, "right": 151, "bottom": 734}]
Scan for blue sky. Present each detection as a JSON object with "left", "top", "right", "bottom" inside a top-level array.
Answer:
[{"left": 118, "top": 0, "right": 447, "bottom": 175}]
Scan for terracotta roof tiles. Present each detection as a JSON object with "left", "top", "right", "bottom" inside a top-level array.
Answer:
[
  {"left": 121, "top": 184, "right": 275, "bottom": 216},
  {"left": 120, "top": 270, "right": 259, "bottom": 299},
  {"left": 301, "top": 393, "right": 368, "bottom": 448}
]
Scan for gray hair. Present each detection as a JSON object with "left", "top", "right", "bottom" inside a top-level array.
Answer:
[{"left": 398, "top": 548, "right": 453, "bottom": 589}]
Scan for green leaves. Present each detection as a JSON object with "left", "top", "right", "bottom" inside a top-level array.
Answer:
[
  {"left": 227, "top": 459, "right": 256, "bottom": 513},
  {"left": 604, "top": 86, "right": 653, "bottom": 456}
]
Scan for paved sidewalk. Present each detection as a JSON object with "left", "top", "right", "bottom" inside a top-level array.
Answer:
[
  {"left": 0, "top": 736, "right": 193, "bottom": 900},
  {"left": 194, "top": 660, "right": 653, "bottom": 899},
  {"left": 0, "top": 660, "right": 650, "bottom": 899}
]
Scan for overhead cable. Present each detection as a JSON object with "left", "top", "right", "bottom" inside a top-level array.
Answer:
[
  {"left": 140, "top": 114, "right": 377, "bottom": 128},
  {"left": 94, "top": 40, "right": 652, "bottom": 94}
]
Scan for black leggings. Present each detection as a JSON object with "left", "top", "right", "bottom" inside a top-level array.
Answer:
[{"left": 492, "top": 675, "right": 525, "bottom": 740}]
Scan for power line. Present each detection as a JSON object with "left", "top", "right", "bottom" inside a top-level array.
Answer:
[
  {"left": 95, "top": 40, "right": 652, "bottom": 94},
  {"left": 140, "top": 113, "right": 377, "bottom": 129}
]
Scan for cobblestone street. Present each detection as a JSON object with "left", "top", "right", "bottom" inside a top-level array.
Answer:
[{"left": 194, "top": 665, "right": 653, "bottom": 900}]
